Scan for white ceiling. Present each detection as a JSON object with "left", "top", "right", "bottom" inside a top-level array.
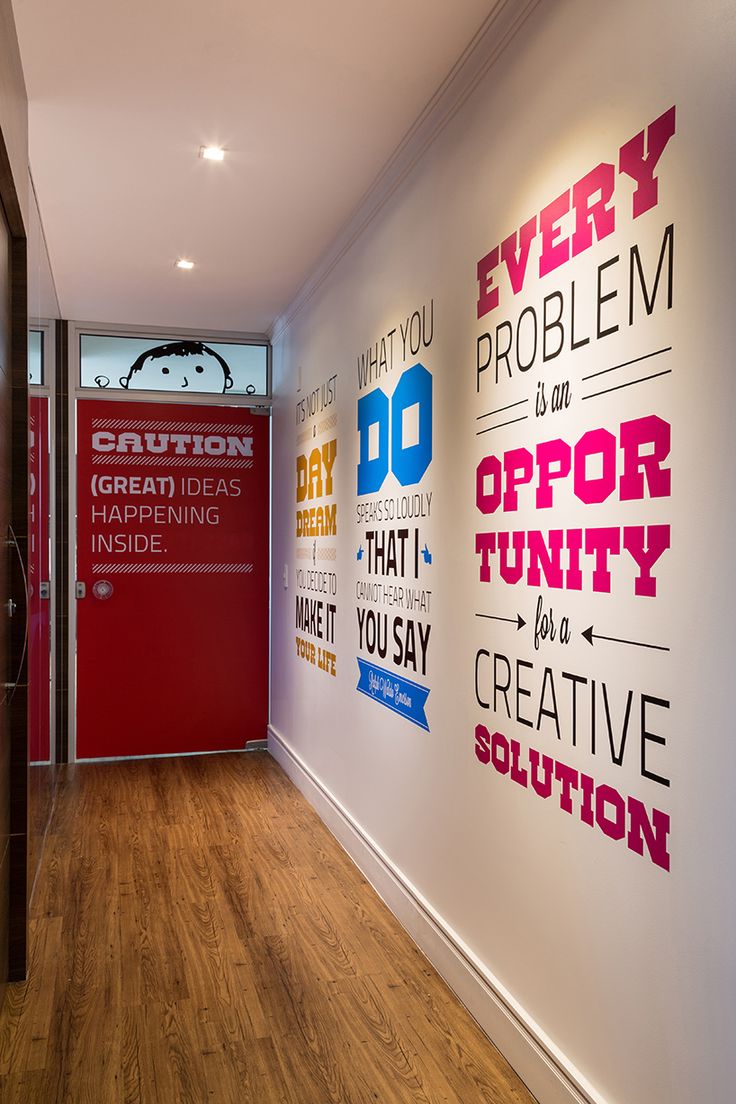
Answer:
[{"left": 13, "top": 0, "right": 494, "bottom": 336}]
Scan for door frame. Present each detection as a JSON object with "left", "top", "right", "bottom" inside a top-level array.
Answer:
[
  {"left": 29, "top": 319, "right": 56, "bottom": 766},
  {"left": 66, "top": 320, "right": 271, "bottom": 762},
  {"left": 0, "top": 137, "right": 29, "bottom": 982}
]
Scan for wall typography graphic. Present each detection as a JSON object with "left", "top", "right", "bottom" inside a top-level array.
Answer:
[
  {"left": 472, "top": 107, "right": 676, "bottom": 871},
  {"left": 76, "top": 399, "right": 269, "bottom": 759},
  {"left": 295, "top": 375, "right": 338, "bottom": 677},
  {"left": 85, "top": 418, "right": 255, "bottom": 567},
  {"left": 355, "top": 303, "right": 435, "bottom": 730}
]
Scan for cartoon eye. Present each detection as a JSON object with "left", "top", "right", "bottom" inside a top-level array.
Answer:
[
  {"left": 162, "top": 367, "right": 170, "bottom": 374},
  {"left": 195, "top": 365, "right": 204, "bottom": 374}
]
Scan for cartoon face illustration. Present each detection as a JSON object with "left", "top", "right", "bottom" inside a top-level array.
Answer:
[{"left": 119, "top": 340, "right": 234, "bottom": 393}]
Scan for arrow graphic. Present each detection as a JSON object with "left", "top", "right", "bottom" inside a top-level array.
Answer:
[
  {"left": 476, "top": 612, "right": 526, "bottom": 631},
  {"left": 582, "top": 626, "right": 669, "bottom": 651}
]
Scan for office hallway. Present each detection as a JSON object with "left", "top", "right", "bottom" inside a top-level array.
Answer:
[{"left": 0, "top": 752, "right": 535, "bottom": 1104}]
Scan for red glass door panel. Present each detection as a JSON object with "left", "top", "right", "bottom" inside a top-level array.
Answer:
[
  {"left": 75, "top": 399, "right": 269, "bottom": 759},
  {"left": 29, "top": 394, "right": 51, "bottom": 763}
]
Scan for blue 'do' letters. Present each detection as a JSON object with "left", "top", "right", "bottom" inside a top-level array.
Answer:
[
  {"left": 357, "top": 364, "right": 432, "bottom": 495},
  {"left": 356, "top": 386, "right": 389, "bottom": 496}
]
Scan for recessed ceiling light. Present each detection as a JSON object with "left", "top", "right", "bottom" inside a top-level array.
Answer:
[
  {"left": 200, "top": 146, "right": 225, "bottom": 161},
  {"left": 175, "top": 258, "right": 195, "bottom": 270}
]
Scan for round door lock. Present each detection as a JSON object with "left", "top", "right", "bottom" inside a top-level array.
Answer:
[{"left": 92, "top": 580, "right": 114, "bottom": 601}]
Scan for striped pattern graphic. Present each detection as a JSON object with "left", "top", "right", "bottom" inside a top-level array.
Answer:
[
  {"left": 92, "top": 562, "right": 254, "bottom": 575},
  {"left": 296, "top": 547, "right": 337, "bottom": 561},
  {"left": 91, "top": 418, "right": 254, "bottom": 434},
  {"left": 317, "top": 413, "right": 338, "bottom": 435},
  {"left": 296, "top": 413, "right": 337, "bottom": 446},
  {"left": 92, "top": 454, "right": 254, "bottom": 469}
]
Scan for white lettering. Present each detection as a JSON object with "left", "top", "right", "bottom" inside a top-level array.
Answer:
[{"left": 91, "top": 431, "right": 254, "bottom": 457}]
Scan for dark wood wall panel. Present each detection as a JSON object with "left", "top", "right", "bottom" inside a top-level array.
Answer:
[
  {"left": 8, "top": 234, "right": 28, "bottom": 980},
  {"left": 0, "top": 839, "right": 7, "bottom": 1007},
  {"left": 0, "top": 181, "right": 12, "bottom": 1004},
  {"left": 0, "top": 0, "right": 29, "bottom": 990},
  {"left": 0, "top": 1, "right": 28, "bottom": 233}
]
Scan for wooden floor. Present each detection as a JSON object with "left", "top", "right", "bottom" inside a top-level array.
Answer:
[{"left": 0, "top": 751, "right": 536, "bottom": 1104}]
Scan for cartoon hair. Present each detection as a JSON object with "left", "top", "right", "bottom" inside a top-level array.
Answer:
[{"left": 120, "top": 339, "right": 235, "bottom": 392}]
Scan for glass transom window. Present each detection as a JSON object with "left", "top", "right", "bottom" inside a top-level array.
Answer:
[
  {"left": 29, "top": 329, "right": 44, "bottom": 385},
  {"left": 79, "top": 333, "right": 268, "bottom": 396}
]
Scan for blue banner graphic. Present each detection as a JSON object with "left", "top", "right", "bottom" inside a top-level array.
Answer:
[{"left": 356, "top": 658, "right": 430, "bottom": 731}]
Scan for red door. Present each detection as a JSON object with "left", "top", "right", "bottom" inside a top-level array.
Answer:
[
  {"left": 75, "top": 399, "right": 269, "bottom": 760},
  {"left": 29, "top": 395, "right": 51, "bottom": 763}
]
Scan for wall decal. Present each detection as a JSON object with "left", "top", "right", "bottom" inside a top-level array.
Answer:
[
  {"left": 355, "top": 302, "right": 435, "bottom": 730},
  {"left": 295, "top": 374, "right": 338, "bottom": 677},
  {"left": 472, "top": 107, "right": 677, "bottom": 872},
  {"left": 120, "top": 339, "right": 242, "bottom": 392}
]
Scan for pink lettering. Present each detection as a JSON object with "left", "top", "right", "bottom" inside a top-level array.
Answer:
[
  {"left": 476, "top": 247, "right": 499, "bottom": 319},
  {"left": 476, "top": 454, "right": 502, "bottom": 514},
  {"left": 501, "top": 217, "right": 538, "bottom": 293},
  {"left": 572, "top": 162, "right": 616, "bottom": 255},
  {"left": 623, "top": 524, "right": 671, "bottom": 597},
  {"left": 502, "top": 448, "right": 534, "bottom": 512},
  {"left": 574, "top": 428, "right": 617, "bottom": 504},
  {"left": 585, "top": 526, "right": 621, "bottom": 593},
  {"left": 596, "top": 784, "right": 627, "bottom": 841},
  {"left": 619, "top": 414, "right": 671, "bottom": 500},
  {"left": 535, "top": 438, "right": 571, "bottom": 509},
  {"left": 491, "top": 730, "right": 510, "bottom": 774},
  {"left": 619, "top": 105, "right": 677, "bottom": 219},
  {"left": 539, "top": 190, "right": 570, "bottom": 277},
  {"left": 527, "top": 529, "right": 565, "bottom": 589},
  {"left": 474, "top": 106, "right": 676, "bottom": 314},
  {"left": 473, "top": 732, "right": 672, "bottom": 872}
]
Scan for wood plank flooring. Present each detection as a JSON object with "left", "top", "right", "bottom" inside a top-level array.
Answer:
[{"left": 0, "top": 751, "right": 537, "bottom": 1104}]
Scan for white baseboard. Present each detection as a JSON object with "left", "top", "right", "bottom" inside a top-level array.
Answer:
[{"left": 268, "top": 724, "right": 606, "bottom": 1104}]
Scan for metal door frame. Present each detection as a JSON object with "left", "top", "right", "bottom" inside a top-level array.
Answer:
[
  {"left": 67, "top": 320, "right": 271, "bottom": 762},
  {"left": 29, "top": 319, "right": 56, "bottom": 765}
]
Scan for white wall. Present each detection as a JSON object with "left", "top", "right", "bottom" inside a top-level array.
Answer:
[{"left": 269, "top": 2, "right": 736, "bottom": 1101}]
